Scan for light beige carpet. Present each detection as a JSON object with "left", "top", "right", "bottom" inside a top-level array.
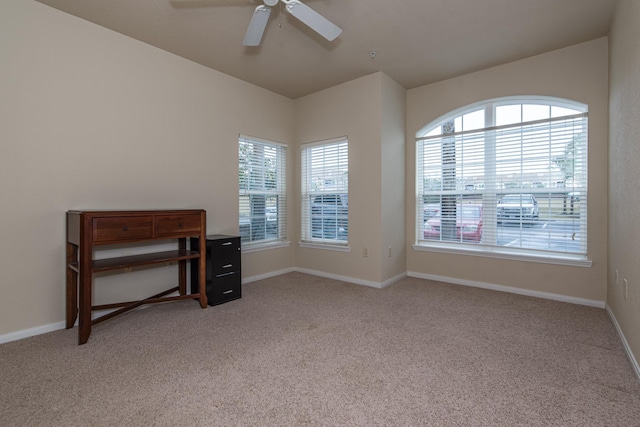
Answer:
[{"left": 1, "top": 272, "right": 639, "bottom": 426}]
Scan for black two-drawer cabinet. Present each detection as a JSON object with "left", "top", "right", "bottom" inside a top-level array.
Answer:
[{"left": 190, "top": 235, "right": 241, "bottom": 306}]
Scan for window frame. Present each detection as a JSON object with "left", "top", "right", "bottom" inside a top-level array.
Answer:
[
  {"left": 414, "top": 96, "right": 591, "bottom": 267},
  {"left": 238, "top": 134, "right": 288, "bottom": 250},
  {"left": 300, "top": 137, "right": 349, "bottom": 250}
]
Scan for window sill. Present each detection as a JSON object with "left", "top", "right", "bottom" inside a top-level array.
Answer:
[
  {"left": 241, "top": 240, "right": 291, "bottom": 254},
  {"left": 298, "top": 241, "right": 351, "bottom": 252},
  {"left": 412, "top": 243, "right": 592, "bottom": 267}
]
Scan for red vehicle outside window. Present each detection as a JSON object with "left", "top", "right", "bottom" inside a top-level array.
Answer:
[{"left": 423, "top": 204, "right": 483, "bottom": 243}]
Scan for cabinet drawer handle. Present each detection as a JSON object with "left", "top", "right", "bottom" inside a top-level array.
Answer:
[
  {"left": 222, "top": 264, "right": 233, "bottom": 269},
  {"left": 222, "top": 242, "right": 232, "bottom": 246},
  {"left": 217, "top": 272, "right": 236, "bottom": 278},
  {"left": 222, "top": 290, "right": 234, "bottom": 295},
  {"left": 123, "top": 226, "right": 129, "bottom": 231}
]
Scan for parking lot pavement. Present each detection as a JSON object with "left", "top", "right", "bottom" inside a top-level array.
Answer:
[{"left": 496, "top": 219, "right": 581, "bottom": 252}]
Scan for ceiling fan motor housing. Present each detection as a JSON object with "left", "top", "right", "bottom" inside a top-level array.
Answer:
[{"left": 244, "top": 0, "right": 342, "bottom": 47}]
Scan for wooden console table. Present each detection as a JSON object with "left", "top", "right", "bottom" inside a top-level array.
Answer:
[{"left": 66, "top": 209, "right": 207, "bottom": 344}]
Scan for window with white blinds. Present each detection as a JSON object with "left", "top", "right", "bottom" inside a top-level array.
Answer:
[
  {"left": 239, "top": 135, "right": 286, "bottom": 246},
  {"left": 301, "top": 138, "right": 349, "bottom": 245},
  {"left": 416, "top": 98, "right": 588, "bottom": 260}
]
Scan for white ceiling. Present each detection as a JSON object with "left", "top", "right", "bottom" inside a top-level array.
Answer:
[{"left": 34, "top": 0, "right": 615, "bottom": 99}]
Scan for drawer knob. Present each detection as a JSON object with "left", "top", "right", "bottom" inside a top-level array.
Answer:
[
  {"left": 122, "top": 226, "right": 129, "bottom": 231},
  {"left": 178, "top": 223, "right": 183, "bottom": 228}
]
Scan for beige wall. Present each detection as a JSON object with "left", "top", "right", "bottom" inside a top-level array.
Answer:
[
  {"left": 406, "top": 38, "right": 609, "bottom": 303},
  {"left": 294, "top": 72, "right": 406, "bottom": 286},
  {"left": 294, "top": 73, "right": 384, "bottom": 284},
  {"left": 608, "top": 0, "right": 640, "bottom": 371},
  {"left": 0, "top": 0, "right": 295, "bottom": 336},
  {"left": 380, "top": 74, "right": 407, "bottom": 282}
]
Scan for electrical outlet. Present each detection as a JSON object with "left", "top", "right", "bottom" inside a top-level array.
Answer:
[
  {"left": 388, "top": 246, "right": 392, "bottom": 257},
  {"left": 362, "top": 247, "right": 368, "bottom": 257},
  {"left": 615, "top": 269, "right": 619, "bottom": 285},
  {"left": 624, "top": 278, "right": 628, "bottom": 300}
]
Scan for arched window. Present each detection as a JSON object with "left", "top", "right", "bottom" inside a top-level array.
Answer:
[{"left": 415, "top": 96, "right": 588, "bottom": 261}]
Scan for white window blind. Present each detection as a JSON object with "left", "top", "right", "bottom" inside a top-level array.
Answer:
[
  {"left": 416, "top": 100, "right": 588, "bottom": 259},
  {"left": 301, "top": 138, "right": 349, "bottom": 244},
  {"left": 239, "top": 135, "right": 286, "bottom": 245}
]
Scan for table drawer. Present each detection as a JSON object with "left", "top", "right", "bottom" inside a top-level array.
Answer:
[
  {"left": 92, "top": 216, "right": 154, "bottom": 243},
  {"left": 155, "top": 214, "right": 201, "bottom": 238}
]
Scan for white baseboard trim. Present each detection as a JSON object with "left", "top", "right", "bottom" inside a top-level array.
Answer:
[
  {"left": 381, "top": 272, "right": 407, "bottom": 288},
  {"left": 0, "top": 300, "right": 158, "bottom": 345},
  {"left": 292, "top": 268, "right": 403, "bottom": 289},
  {"left": 0, "top": 321, "right": 66, "bottom": 345},
  {"left": 407, "top": 271, "right": 606, "bottom": 308},
  {"left": 243, "top": 267, "right": 296, "bottom": 284},
  {"left": 606, "top": 304, "right": 640, "bottom": 382},
  {"left": 295, "top": 267, "right": 385, "bottom": 288}
]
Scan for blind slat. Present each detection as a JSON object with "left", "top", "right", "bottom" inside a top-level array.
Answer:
[
  {"left": 301, "top": 139, "right": 349, "bottom": 244},
  {"left": 239, "top": 137, "right": 287, "bottom": 245},
  {"left": 417, "top": 103, "right": 588, "bottom": 257}
]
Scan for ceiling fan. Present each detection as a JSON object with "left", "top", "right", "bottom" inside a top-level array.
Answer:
[{"left": 243, "top": 0, "right": 342, "bottom": 46}]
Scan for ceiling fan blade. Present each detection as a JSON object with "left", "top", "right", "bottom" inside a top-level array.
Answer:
[
  {"left": 284, "top": 1, "right": 342, "bottom": 41},
  {"left": 243, "top": 5, "right": 271, "bottom": 46}
]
